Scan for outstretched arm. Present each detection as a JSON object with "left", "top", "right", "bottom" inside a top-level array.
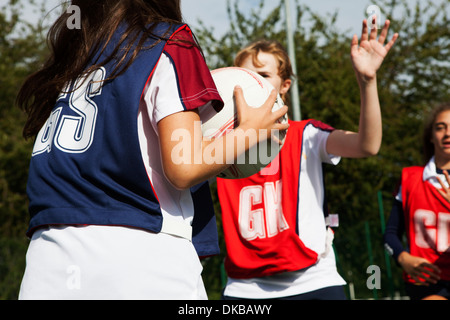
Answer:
[{"left": 327, "top": 18, "right": 398, "bottom": 158}]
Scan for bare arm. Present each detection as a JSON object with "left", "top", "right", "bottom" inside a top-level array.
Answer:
[
  {"left": 327, "top": 19, "right": 398, "bottom": 158},
  {"left": 158, "top": 87, "right": 289, "bottom": 189}
]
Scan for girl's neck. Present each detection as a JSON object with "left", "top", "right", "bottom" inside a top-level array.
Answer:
[{"left": 434, "top": 156, "right": 450, "bottom": 170}]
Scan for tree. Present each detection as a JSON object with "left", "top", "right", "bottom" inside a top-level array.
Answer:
[
  {"left": 0, "top": 0, "right": 49, "bottom": 299},
  {"left": 0, "top": 0, "right": 448, "bottom": 300},
  {"left": 194, "top": 0, "right": 449, "bottom": 299}
]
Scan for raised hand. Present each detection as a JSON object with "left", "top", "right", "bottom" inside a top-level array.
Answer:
[{"left": 351, "top": 18, "right": 398, "bottom": 83}]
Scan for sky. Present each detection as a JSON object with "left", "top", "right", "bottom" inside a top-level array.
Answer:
[
  {"left": 182, "top": 0, "right": 379, "bottom": 36},
  {"left": 8, "top": 0, "right": 435, "bottom": 38}
]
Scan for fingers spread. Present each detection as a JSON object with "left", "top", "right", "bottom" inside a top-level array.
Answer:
[
  {"left": 369, "top": 16, "right": 378, "bottom": 40},
  {"left": 384, "top": 32, "right": 399, "bottom": 52},
  {"left": 361, "top": 19, "right": 369, "bottom": 42},
  {"left": 377, "top": 19, "right": 390, "bottom": 44},
  {"left": 351, "top": 34, "right": 359, "bottom": 55}
]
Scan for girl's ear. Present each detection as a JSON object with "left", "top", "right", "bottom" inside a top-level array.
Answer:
[{"left": 280, "top": 79, "right": 292, "bottom": 96}]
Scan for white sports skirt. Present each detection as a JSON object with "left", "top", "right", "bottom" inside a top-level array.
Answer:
[{"left": 18, "top": 225, "right": 207, "bottom": 300}]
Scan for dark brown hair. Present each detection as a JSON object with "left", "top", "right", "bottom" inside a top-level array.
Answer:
[
  {"left": 17, "top": 0, "right": 187, "bottom": 139},
  {"left": 423, "top": 102, "right": 450, "bottom": 164}
]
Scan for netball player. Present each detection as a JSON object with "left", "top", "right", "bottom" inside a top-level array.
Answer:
[
  {"left": 217, "top": 18, "right": 398, "bottom": 300},
  {"left": 384, "top": 103, "right": 450, "bottom": 300},
  {"left": 16, "top": 0, "right": 288, "bottom": 299}
]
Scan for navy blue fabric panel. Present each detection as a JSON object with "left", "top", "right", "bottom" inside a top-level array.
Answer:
[
  {"left": 26, "top": 23, "right": 183, "bottom": 236},
  {"left": 191, "top": 181, "right": 220, "bottom": 257}
]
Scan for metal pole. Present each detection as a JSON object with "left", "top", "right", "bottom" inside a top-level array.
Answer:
[
  {"left": 378, "top": 191, "right": 395, "bottom": 299},
  {"left": 284, "top": 0, "right": 301, "bottom": 121},
  {"left": 365, "top": 221, "right": 378, "bottom": 300}
]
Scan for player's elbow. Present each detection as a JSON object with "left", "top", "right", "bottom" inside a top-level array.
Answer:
[
  {"left": 163, "top": 164, "right": 200, "bottom": 190},
  {"left": 362, "top": 140, "right": 381, "bottom": 157},
  {"left": 355, "top": 134, "right": 381, "bottom": 157},
  {"left": 165, "top": 170, "right": 195, "bottom": 190},
  {"left": 361, "top": 146, "right": 380, "bottom": 157},
  {"left": 354, "top": 145, "right": 379, "bottom": 158},
  {"left": 171, "top": 181, "right": 193, "bottom": 190},
  {"left": 167, "top": 177, "right": 189, "bottom": 190}
]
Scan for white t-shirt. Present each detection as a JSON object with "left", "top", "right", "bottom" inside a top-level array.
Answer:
[
  {"left": 19, "top": 54, "right": 211, "bottom": 300},
  {"left": 223, "top": 124, "right": 346, "bottom": 299}
]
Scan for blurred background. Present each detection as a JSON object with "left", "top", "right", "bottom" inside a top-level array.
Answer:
[{"left": 1, "top": 0, "right": 449, "bottom": 300}]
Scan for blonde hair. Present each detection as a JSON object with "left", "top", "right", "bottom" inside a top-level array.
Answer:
[{"left": 234, "top": 40, "right": 294, "bottom": 88}]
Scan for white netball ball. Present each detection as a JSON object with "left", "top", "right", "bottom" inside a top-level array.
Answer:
[{"left": 202, "top": 67, "right": 287, "bottom": 179}]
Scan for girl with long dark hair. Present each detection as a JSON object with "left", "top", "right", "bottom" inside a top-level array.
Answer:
[{"left": 16, "top": 0, "right": 288, "bottom": 299}]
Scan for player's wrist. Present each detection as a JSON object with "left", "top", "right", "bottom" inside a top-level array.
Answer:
[
  {"left": 397, "top": 251, "right": 410, "bottom": 265},
  {"left": 357, "top": 73, "right": 377, "bottom": 86}
]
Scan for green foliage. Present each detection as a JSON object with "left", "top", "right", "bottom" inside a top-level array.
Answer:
[
  {"left": 0, "top": 0, "right": 448, "bottom": 300},
  {"left": 0, "top": 0, "right": 49, "bottom": 299},
  {"left": 194, "top": 0, "right": 450, "bottom": 299}
]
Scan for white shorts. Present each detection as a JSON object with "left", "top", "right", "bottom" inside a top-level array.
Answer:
[{"left": 19, "top": 225, "right": 207, "bottom": 300}]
